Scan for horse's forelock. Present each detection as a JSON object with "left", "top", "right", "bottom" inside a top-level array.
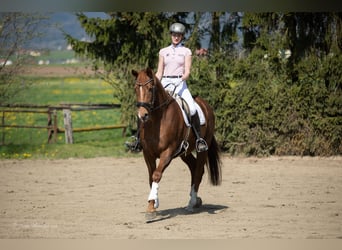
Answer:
[
  {"left": 135, "top": 68, "right": 160, "bottom": 86},
  {"left": 146, "top": 68, "right": 154, "bottom": 79}
]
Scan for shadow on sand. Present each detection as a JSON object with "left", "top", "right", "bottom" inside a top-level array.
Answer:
[{"left": 145, "top": 204, "right": 229, "bottom": 223}]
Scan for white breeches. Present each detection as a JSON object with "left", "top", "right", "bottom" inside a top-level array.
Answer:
[{"left": 161, "top": 78, "right": 197, "bottom": 116}]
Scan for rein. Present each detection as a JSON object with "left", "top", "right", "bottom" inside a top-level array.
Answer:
[{"left": 135, "top": 78, "right": 174, "bottom": 112}]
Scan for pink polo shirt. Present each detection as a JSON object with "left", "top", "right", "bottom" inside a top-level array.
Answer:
[{"left": 159, "top": 44, "right": 192, "bottom": 76}]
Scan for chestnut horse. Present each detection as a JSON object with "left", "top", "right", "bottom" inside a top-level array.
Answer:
[{"left": 132, "top": 68, "right": 222, "bottom": 219}]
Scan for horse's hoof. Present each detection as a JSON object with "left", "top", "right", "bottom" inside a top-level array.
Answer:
[
  {"left": 145, "top": 211, "right": 157, "bottom": 222},
  {"left": 185, "top": 206, "right": 194, "bottom": 213},
  {"left": 185, "top": 197, "right": 202, "bottom": 212},
  {"left": 194, "top": 197, "right": 202, "bottom": 208}
]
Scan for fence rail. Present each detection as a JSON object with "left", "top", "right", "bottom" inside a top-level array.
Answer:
[
  {"left": 0, "top": 103, "right": 121, "bottom": 110},
  {"left": 0, "top": 103, "right": 127, "bottom": 144}
]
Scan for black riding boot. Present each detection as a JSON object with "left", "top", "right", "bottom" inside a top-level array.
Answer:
[
  {"left": 125, "top": 119, "right": 142, "bottom": 152},
  {"left": 190, "top": 111, "right": 208, "bottom": 152},
  {"left": 125, "top": 132, "right": 142, "bottom": 152}
]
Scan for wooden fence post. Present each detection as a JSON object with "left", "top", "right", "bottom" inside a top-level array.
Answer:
[
  {"left": 53, "top": 110, "right": 58, "bottom": 142},
  {"left": 1, "top": 111, "right": 4, "bottom": 145},
  {"left": 63, "top": 108, "right": 73, "bottom": 144},
  {"left": 48, "top": 109, "right": 58, "bottom": 143}
]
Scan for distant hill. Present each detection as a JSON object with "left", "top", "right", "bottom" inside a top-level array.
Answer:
[
  {"left": 28, "top": 12, "right": 108, "bottom": 50},
  {"left": 25, "top": 12, "right": 213, "bottom": 52},
  {"left": 28, "top": 12, "right": 212, "bottom": 51}
]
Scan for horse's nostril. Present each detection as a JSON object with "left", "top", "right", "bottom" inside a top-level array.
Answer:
[
  {"left": 143, "top": 113, "right": 149, "bottom": 122},
  {"left": 138, "top": 111, "right": 149, "bottom": 122}
]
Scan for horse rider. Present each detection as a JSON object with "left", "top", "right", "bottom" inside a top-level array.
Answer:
[{"left": 126, "top": 22, "right": 208, "bottom": 153}]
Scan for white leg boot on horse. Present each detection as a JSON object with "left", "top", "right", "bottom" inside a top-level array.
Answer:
[
  {"left": 147, "top": 181, "right": 159, "bottom": 210},
  {"left": 145, "top": 181, "right": 159, "bottom": 222},
  {"left": 186, "top": 184, "right": 202, "bottom": 212}
]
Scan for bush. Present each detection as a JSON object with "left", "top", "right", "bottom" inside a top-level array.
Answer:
[{"left": 214, "top": 53, "right": 342, "bottom": 156}]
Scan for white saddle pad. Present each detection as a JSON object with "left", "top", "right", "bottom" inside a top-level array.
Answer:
[{"left": 177, "top": 100, "right": 206, "bottom": 127}]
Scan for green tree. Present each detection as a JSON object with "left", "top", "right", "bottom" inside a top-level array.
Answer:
[
  {"left": 66, "top": 11, "right": 342, "bottom": 156},
  {"left": 240, "top": 12, "right": 342, "bottom": 84},
  {"left": 66, "top": 12, "right": 190, "bottom": 131},
  {"left": 221, "top": 12, "right": 342, "bottom": 155},
  {"left": 190, "top": 12, "right": 240, "bottom": 99},
  {"left": 0, "top": 12, "right": 46, "bottom": 103}
]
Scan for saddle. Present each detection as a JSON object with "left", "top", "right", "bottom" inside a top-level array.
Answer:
[
  {"left": 166, "top": 90, "right": 205, "bottom": 127},
  {"left": 165, "top": 92, "right": 206, "bottom": 157},
  {"left": 176, "top": 96, "right": 191, "bottom": 123}
]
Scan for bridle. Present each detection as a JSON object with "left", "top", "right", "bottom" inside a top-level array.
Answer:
[
  {"left": 135, "top": 77, "right": 174, "bottom": 113},
  {"left": 135, "top": 78, "right": 155, "bottom": 113}
]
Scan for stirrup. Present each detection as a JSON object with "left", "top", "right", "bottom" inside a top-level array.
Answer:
[{"left": 196, "top": 138, "right": 208, "bottom": 152}]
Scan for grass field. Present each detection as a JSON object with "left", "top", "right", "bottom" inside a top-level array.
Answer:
[{"left": 0, "top": 73, "right": 136, "bottom": 159}]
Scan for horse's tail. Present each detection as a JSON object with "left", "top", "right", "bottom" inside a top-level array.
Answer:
[{"left": 207, "top": 135, "right": 222, "bottom": 186}]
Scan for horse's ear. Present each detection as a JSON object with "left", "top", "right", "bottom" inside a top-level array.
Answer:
[
  {"left": 146, "top": 68, "right": 154, "bottom": 78},
  {"left": 132, "top": 70, "right": 138, "bottom": 78}
]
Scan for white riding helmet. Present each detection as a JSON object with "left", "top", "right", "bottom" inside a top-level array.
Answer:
[{"left": 169, "top": 22, "right": 186, "bottom": 34}]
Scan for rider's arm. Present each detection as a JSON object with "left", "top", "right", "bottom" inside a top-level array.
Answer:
[
  {"left": 182, "top": 54, "right": 192, "bottom": 81},
  {"left": 155, "top": 54, "right": 164, "bottom": 81}
]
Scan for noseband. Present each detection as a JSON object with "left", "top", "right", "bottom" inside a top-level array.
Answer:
[{"left": 135, "top": 78, "right": 155, "bottom": 112}]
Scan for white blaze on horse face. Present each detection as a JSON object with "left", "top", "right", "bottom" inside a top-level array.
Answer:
[
  {"left": 148, "top": 181, "right": 159, "bottom": 209},
  {"left": 137, "top": 85, "right": 148, "bottom": 120},
  {"left": 139, "top": 86, "right": 143, "bottom": 101}
]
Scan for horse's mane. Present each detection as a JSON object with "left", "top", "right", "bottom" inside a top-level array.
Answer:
[{"left": 145, "top": 68, "right": 169, "bottom": 100}]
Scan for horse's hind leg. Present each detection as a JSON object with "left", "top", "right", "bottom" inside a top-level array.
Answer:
[
  {"left": 181, "top": 153, "right": 206, "bottom": 211},
  {"left": 181, "top": 153, "right": 196, "bottom": 184}
]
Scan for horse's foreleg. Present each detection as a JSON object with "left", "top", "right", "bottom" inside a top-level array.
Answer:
[
  {"left": 146, "top": 171, "right": 164, "bottom": 212},
  {"left": 146, "top": 163, "right": 163, "bottom": 211},
  {"left": 143, "top": 153, "right": 158, "bottom": 213},
  {"left": 147, "top": 181, "right": 159, "bottom": 211},
  {"left": 146, "top": 181, "right": 159, "bottom": 221},
  {"left": 147, "top": 155, "right": 173, "bottom": 212},
  {"left": 147, "top": 169, "right": 161, "bottom": 211}
]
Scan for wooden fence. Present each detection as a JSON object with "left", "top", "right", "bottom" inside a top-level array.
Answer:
[{"left": 0, "top": 103, "right": 127, "bottom": 144}]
